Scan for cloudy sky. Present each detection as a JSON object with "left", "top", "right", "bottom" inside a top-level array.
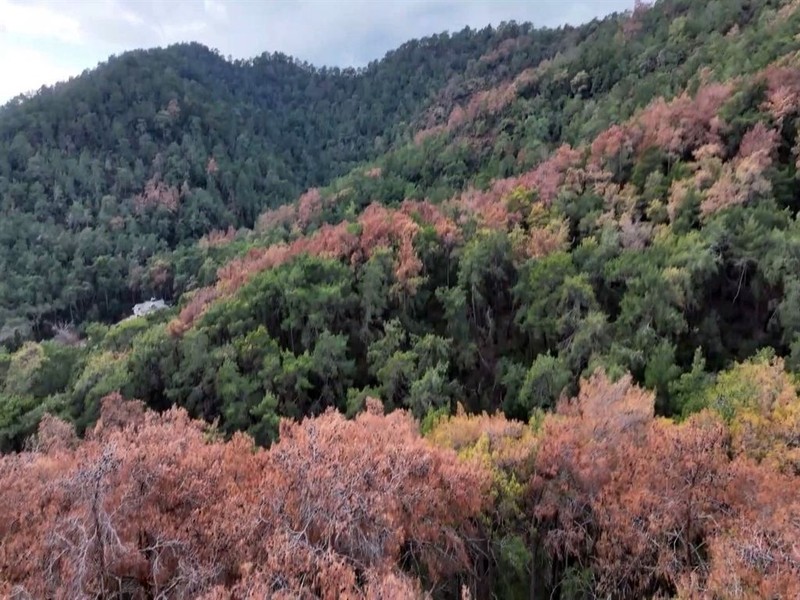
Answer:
[{"left": 0, "top": 0, "right": 633, "bottom": 103}]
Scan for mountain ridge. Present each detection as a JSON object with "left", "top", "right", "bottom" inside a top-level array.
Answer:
[{"left": 0, "top": 16, "right": 619, "bottom": 338}]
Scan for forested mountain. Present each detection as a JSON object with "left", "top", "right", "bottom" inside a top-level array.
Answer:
[
  {"left": 2, "top": 0, "right": 788, "bottom": 339},
  {"left": 0, "top": 22, "right": 579, "bottom": 338},
  {"left": 3, "top": 0, "right": 800, "bottom": 598}
]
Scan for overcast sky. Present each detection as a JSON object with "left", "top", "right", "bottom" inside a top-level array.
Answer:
[{"left": 0, "top": 0, "right": 633, "bottom": 103}]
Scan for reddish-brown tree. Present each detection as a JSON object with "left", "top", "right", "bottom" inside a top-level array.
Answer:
[
  {"left": 590, "top": 124, "right": 641, "bottom": 177},
  {"left": 701, "top": 123, "right": 778, "bottom": 217},
  {"left": 686, "top": 459, "right": 800, "bottom": 599},
  {"left": 0, "top": 396, "right": 488, "bottom": 599},
  {"left": 133, "top": 176, "right": 181, "bottom": 213},
  {"left": 256, "top": 202, "right": 297, "bottom": 233},
  {"left": 206, "top": 156, "right": 219, "bottom": 176},
  {"left": 451, "top": 144, "right": 583, "bottom": 232},
  {"left": 171, "top": 200, "right": 453, "bottom": 334},
  {"left": 296, "top": 188, "right": 324, "bottom": 230},
  {"left": 401, "top": 200, "right": 460, "bottom": 247},
  {"left": 762, "top": 65, "right": 800, "bottom": 124},
  {"left": 594, "top": 413, "right": 729, "bottom": 596},
  {"left": 198, "top": 226, "right": 237, "bottom": 249},
  {"left": 0, "top": 394, "right": 262, "bottom": 598},
  {"left": 528, "top": 371, "right": 655, "bottom": 593},
  {"left": 636, "top": 82, "right": 732, "bottom": 159}
]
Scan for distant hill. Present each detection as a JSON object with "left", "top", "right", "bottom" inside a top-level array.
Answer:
[
  {"left": 0, "top": 23, "right": 583, "bottom": 337},
  {"left": 0, "top": 0, "right": 797, "bottom": 422},
  {"left": 2, "top": 1, "right": 794, "bottom": 341}
]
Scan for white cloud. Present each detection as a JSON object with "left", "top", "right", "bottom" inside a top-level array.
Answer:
[
  {"left": 0, "top": 42, "right": 79, "bottom": 101},
  {"left": 0, "top": 0, "right": 635, "bottom": 104},
  {"left": 204, "top": 0, "right": 228, "bottom": 21},
  {"left": 155, "top": 21, "right": 208, "bottom": 42},
  {"left": 0, "top": 0, "right": 83, "bottom": 43},
  {"left": 118, "top": 8, "right": 145, "bottom": 27}
]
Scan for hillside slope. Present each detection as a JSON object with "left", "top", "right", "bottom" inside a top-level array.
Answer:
[
  {"left": 4, "top": 0, "right": 789, "bottom": 339},
  {"left": 0, "top": 23, "right": 582, "bottom": 338}
]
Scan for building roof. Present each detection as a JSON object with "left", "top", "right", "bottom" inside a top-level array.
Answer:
[{"left": 132, "top": 298, "right": 168, "bottom": 317}]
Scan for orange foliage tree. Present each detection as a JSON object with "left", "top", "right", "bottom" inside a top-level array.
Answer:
[
  {"left": 696, "top": 460, "right": 800, "bottom": 599},
  {"left": 134, "top": 175, "right": 182, "bottom": 213},
  {"left": 0, "top": 395, "right": 488, "bottom": 599},
  {"left": 635, "top": 82, "right": 732, "bottom": 159},
  {"left": 594, "top": 413, "right": 729, "bottom": 596},
  {"left": 762, "top": 65, "right": 800, "bottom": 124},
  {"left": 701, "top": 122, "right": 779, "bottom": 217},
  {"left": 524, "top": 366, "right": 800, "bottom": 598},
  {"left": 527, "top": 371, "right": 655, "bottom": 595},
  {"left": 170, "top": 200, "right": 452, "bottom": 335}
]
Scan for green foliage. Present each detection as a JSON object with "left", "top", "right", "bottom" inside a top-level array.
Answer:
[
  {"left": 2, "top": 342, "right": 45, "bottom": 397},
  {"left": 419, "top": 405, "right": 450, "bottom": 436},
  {"left": 0, "top": 21, "right": 596, "bottom": 338},
  {"left": 643, "top": 339, "right": 682, "bottom": 411},
  {"left": 0, "top": 394, "right": 55, "bottom": 452},
  {"left": 509, "top": 353, "right": 570, "bottom": 419},
  {"left": 70, "top": 351, "right": 129, "bottom": 431},
  {"left": 494, "top": 534, "right": 532, "bottom": 599},
  {"left": 5, "top": 4, "right": 800, "bottom": 595},
  {"left": 669, "top": 348, "right": 714, "bottom": 417},
  {"left": 515, "top": 252, "right": 576, "bottom": 352},
  {"left": 680, "top": 348, "right": 787, "bottom": 421}
]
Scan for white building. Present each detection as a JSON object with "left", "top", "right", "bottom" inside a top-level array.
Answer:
[{"left": 132, "top": 298, "right": 168, "bottom": 317}]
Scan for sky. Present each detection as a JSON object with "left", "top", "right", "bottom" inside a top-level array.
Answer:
[{"left": 0, "top": 0, "right": 634, "bottom": 103}]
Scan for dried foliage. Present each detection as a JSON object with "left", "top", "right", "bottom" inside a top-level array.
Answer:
[
  {"left": 134, "top": 175, "right": 182, "bottom": 213},
  {"left": 296, "top": 188, "right": 323, "bottom": 230},
  {"left": 452, "top": 186, "right": 518, "bottom": 230},
  {"left": 594, "top": 413, "right": 730, "bottom": 596},
  {"left": 414, "top": 125, "right": 447, "bottom": 145},
  {"left": 762, "top": 65, "right": 800, "bottom": 123},
  {"left": 4, "top": 367, "right": 800, "bottom": 599},
  {"left": 401, "top": 200, "right": 460, "bottom": 247},
  {"left": 357, "top": 204, "right": 421, "bottom": 280},
  {"left": 0, "top": 396, "right": 488, "bottom": 598},
  {"left": 167, "top": 287, "right": 220, "bottom": 336},
  {"left": 450, "top": 144, "right": 583, "bottom": 232},
  {"left": 524, "top": 368, "right": 800, "bottom": 598},
  {"left": 590, "top": 124, "right": 641, "bottom": 172},
  {"left": 621, "top": 0, "right": 652, "bottom": 39},
  {"left": 255, "top": 203, "right": 297, "bottom": 233},
  {"left": 636, "top": 83, "right": 733, "bottom": 158},
  {"left": 52, "top": 321, "right": 82, "bottom": 347},
  {"left": 696, "top": 460, "right": 800, "bottom": 599},
  {"left": 701, "top": 123, "right": 778, "bottom": 217},
  {"left": 530, "top": 372, "right": 655, "bottom": 573},
  {"left": 198, "top": 226, "right": 237, "bottom": 249},
  {"left": 171, "top": 200, "right": 453, "bottom": 334}
]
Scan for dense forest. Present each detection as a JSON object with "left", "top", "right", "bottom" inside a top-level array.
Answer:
[{"left": 2, "top": 0, "right": 800, "bottom": 597}]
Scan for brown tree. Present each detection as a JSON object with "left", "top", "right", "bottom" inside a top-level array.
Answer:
[
  {"left": 594, "top": 413, "right": 729, "bottom": 596},
  {"left": 0, "top": 396, "right": 488, "bottom": 599},
  {"left": 527, "top": 371, "right": 654, "bottom": 596}
]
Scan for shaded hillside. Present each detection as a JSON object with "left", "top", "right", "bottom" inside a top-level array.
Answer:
[
  {"left": 4, "top": 0, "right": 791, "bottom": 339},
  {"left": 0, "top": 23, "right": 580, "bottom": 339}
]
